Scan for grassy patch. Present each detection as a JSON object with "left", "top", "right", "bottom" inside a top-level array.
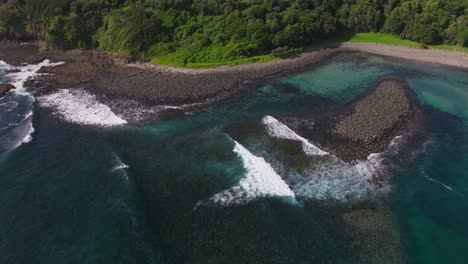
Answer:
[
  {"left": 185, "top": 55, "right": 275, "bottom": 68},
  {"left": 349, "top": 33, "right": 468, "bottom": 54},
  {"left": 349, "top": 33, "right": 420, "bottom": 48},
  {"left": 149, "top": 33, "right": 468, "bottom": 68},
  {"left": 430, "top": 44, "right": 468, "bottom": 53},
  {"left": 148, "top": 45, "right": 304, "bottom": 69},
  {"left": 150, "top": 52, "right": 276, "bottom": 68}
]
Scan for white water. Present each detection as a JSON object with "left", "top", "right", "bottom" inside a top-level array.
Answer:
[
  {"left": 423, "top": 172, "right": 464, "bottom": 197},
  {"left": 4, "top": 60, "right": 64, "bottom": 92},
  {"left": 111, "top": 153, "right": 130, "bottom": 182},
  {"left": 262, "top": 116, "right": 329, "bottom": 156},
  {"left": 198, "top": 140, "right": 295, "bottom": 207},
  {"left": 38, "top": 89, "right": 127, "bottom": 127},
  {"left": 197, "top": 119, "right": 403, "bottom": 207},
  {"left": 0, "top": 60, "right": 63, "bottom": 152},
  {"left": 112, "top": 154, "right": 130, "bottom": 172},
  {"left": 262, "top": 116, "right": 402, "bottom": 202},
  {"left": 288, "top": 153, "right": 388, "bottom": 202},
  {"left": 21, "top": 115, "right": 34, "bottom": 144}
]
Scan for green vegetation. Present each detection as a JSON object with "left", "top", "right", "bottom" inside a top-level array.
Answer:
[
  {"left": 0, "top": 0, "right": 467, "bottom": 67},
  {"left": 349, "top": 33, "right": 420, "bottom": 48},
  {"left": 349, "top": 32, "right": 468, "bottom": 53},
  {"left": 430, "top": 44, "right": 468, "bottom": 53}
]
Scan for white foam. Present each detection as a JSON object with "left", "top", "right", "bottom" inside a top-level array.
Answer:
[
  {"left": 0, "top": 60, "right": 64, "bottom": 150},
  {"left": 260, "top": 116, "right": 407, "bottom": 202},
  {"left": 423, "top": 174, "right": 464, "bottom": 197},
  {"left": 5, "top": 115, "right": 35, "bottom": 151},
  {"left": 112, "top": 157, "right": 130, "bottom": 171},
  {"left": 111, "top": 153, "right": 130, "bottom": 181},
  {"left": 4, "top": 60, "right": 64, "bottom": 92},
  {"left": 21, "top": 118, "right": 35, "bottom": 144},
  {"left": 38, "top": 89, "right": 127, "bottom": 127},
  {"left": 288, "top": 153, "right": 388, "bottom": 202},
  {"left": 262, "top": 116, "right": 329, "bottom": 156},
  {"left": 0, "top": 60, "right": 15, "bottom": 71},
  {"left": 197, "top": 140, "right": 295, "bottom": 207},
  {"left": 286, "top": 135, "right": 405, "bottom": 202}
]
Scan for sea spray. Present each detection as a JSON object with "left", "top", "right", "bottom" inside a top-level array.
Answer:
[
  {"left": 196, "top": 140, "right": 295, "bottom": 208},
  {"left": 260, "top": 116, "right": 404, "bottom": 202},
  {"left": 0, "top": 60, "right": 64, "bottom": 153},
  {"left": 38, "top": 89, "right": 127, "bottom": 127},
  {"left": 4, "top": 60, "right": 64, "bottom": 92},
  {"left": 111, "top": 153, "right": 130, "bottom": 182},
  {"left": 262, "top": 115, "right": 329, "bottom": 156}
]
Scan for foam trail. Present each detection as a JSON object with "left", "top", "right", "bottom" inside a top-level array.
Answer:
[
  {"left": 0, "top": 114, "right": 35, "bottom": 153},
  {"left": 260, "top": 116, "right": 410, "bottom": 202},
  {"left": 5, "top": 60, "right": 64, "bottom": 92},
  {"left": 424, "top": 175, "right": 464, "bottom": 197},
  {"left": 197, "top": 140, "right": 295, "bottom": 208},
  {"left": 262, "top": 116, "right": 328, "bottom": 156},
  {"left": 112, "top": 155, "right": 130, "bottom": 172},
  {"left": 289, "top": 153, "right": 387, "bottom": 202},
  {"left": 38, "top": 89, "right": 127, "bottom": 127},
  {"left": 0, "top": 60, "right": 64, "bottom": 150},
  {"left": 21, "top": 118, "right": 34, "bottom": 144},
  {"left": 111, "top": 153, "right": 130, "bottom": 182},
  {"left": 286, "top": 138, "right": 399, "bottom": 202}
]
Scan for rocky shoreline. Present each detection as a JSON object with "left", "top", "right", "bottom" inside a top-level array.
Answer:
[
  {"left": 31, "top": 45, "right": 341, "bottom": 106},
  {"left": 0, "top": 84, "right": 15, "bottom": 98},
  {"left": 0, "top": 42, "right": 441, "bottom": 161},
  {"left": 1, "top": 42, "right": 467, "bottom": 108},
  {"left": 281, "top": 77, "right": 423, "bottom": 161}
]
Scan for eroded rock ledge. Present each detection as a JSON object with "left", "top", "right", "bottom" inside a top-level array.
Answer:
[
  {"left": 281, "top": 78, "right": 422, "bottom": 161},
  {"left": 0, "top": 84, "right": 15, "bottom": 98}
]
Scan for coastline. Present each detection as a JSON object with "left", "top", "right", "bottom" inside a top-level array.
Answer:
[
  {"left": 280, "top": 77, "right": 424, "bottom": 162},
  {"left": 1, "top": 41, "right": 467, "bottom": 110},
  {"left": 130, "top": 42, "right": 468, "bottom": 74}
]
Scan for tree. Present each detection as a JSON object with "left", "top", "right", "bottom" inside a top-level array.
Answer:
[{"left": 0, "top": 5, "right": 25, "bottom": 40}]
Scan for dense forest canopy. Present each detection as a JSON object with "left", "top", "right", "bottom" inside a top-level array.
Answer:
[{"left": 1, "top": 0, "right": 467, "bottom": 64}]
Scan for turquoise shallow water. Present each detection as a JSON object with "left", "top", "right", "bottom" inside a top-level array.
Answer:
[{"left": 0, "top": 52, "right": 467, "bottom": 263}]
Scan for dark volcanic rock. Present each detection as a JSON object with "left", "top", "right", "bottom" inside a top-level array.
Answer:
[
  {"left": 24, "top": 79, "right": 43, "bottom": 88},
  {"left": 281, "top": 78, "right": 422, "bottom": 161},
  {"left": 0, "top": 84, "right": 15, "bottom": 97},
  {"left": 0, "top": 42, "right": 41, "bottom": 65},
  {"left": 33, "top": 46, "right": 341, "bottom": 106}
]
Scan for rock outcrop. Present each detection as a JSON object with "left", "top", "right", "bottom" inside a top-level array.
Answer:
[
  {"left": 281, "top": 78, "right": 422, "bottom": 161},
  {"left": 0, "top": 84, "right": 15, "bottom": 98}
]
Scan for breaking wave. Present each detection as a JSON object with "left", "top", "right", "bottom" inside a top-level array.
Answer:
[
  {"left": 288, "top": 153, "right": 388, "bottom": 202},
  {"left": 111, "top": 154, "right": 130, "bottom": 172},
  {"left": 20, "top": 112, "right": 34, "bottom": 144},
  {"left": 0, "top": 60, "right": 63, "bottom": 153},
  {"left": 111, "top": 153, "right": 130, "bottom": 182},
  {"left": 197, "top": 117, "right": 404, "bottom": 208},
  {"left": 263, "top": 116, "right": 400, "bottom": 202},
  {"left": 3, "top": 59, "right": 64, "bottom": 92},
  {"left": 262, "top": 116, "right": 329, "bottom": 156},
  {"left": 196, "top": 140, "right": 295, "bottom": 208},
  {"left": 38, "top": 89, "right": 127, "bottom": 127}
]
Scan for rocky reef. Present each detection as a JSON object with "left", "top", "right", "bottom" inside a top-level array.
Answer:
[
  {"left": 281, "top": 78, "right": 422, "bottom": 161},
  {"left": 0, "top": 84, "right": 15, "bottom": 98}
]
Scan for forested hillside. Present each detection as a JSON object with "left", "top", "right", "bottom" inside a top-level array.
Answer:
[{"left": 1, "top": 0, "right": 467, "bottom": 65}]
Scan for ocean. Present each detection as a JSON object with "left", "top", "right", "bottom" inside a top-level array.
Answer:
[{"left": 0, "top": 52, "right": 467, "bottom": 264}]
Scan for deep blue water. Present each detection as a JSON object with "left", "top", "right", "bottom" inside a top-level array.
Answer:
[{"left": 0, "top": 53, "right": 467, "bottom": 263}]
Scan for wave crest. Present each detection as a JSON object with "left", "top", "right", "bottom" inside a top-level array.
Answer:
[
  {"left": 196, "top": 140, "right": 295, "bottom": 208},
  {"left": 38, "top": 89, "right": 127, "bottom": 127},
  {"left": 262, "top": 116, "right": 329, "bottom": 156}
]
